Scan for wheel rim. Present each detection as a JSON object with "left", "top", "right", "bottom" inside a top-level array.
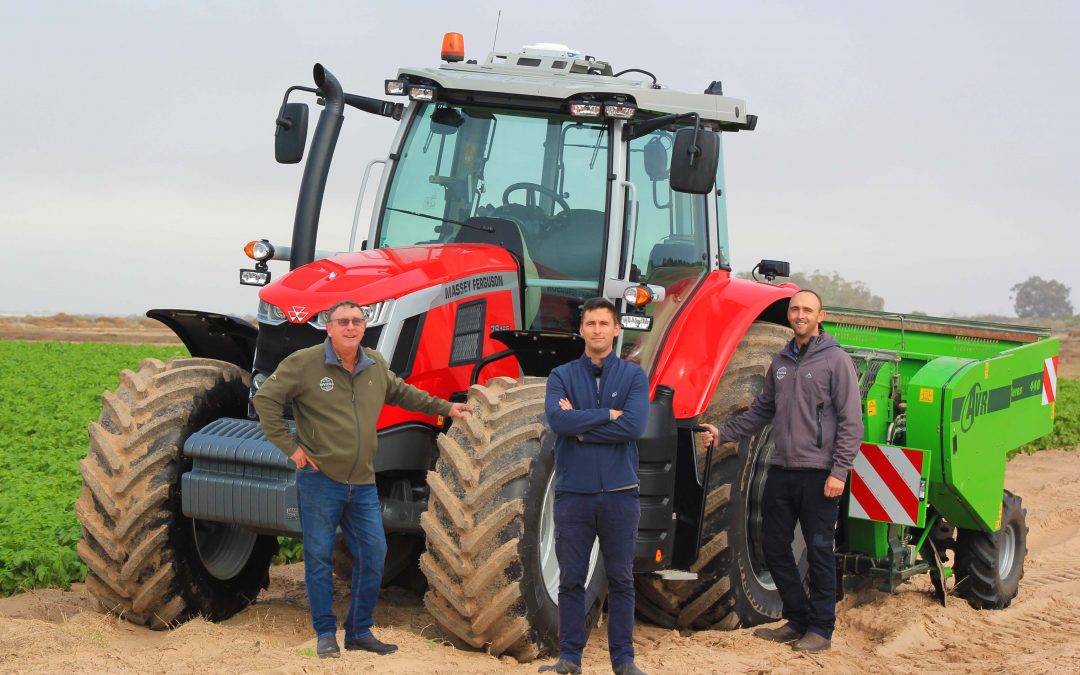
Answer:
[
  {"left": 743, "top": 427, "right": 807, "bottom": 591},
  {"left": 999, "top": 521, "right": 1017, "bottom": 578},
  {"left": 192, "top": 519, "right": 258, "bottom": 581},
  {"left": 539, "top": 470, "right": 600, "bottom": 605}
]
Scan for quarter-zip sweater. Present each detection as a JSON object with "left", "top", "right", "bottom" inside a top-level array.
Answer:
[
  {"left": 252, "top": 339, "right": 452, "bottom": 485},
  {"left": 545, "top": 351, "right": 650, "bottom": 493},
  {"left": 718, "top": 331, "right": 863, "bottom": 481}
]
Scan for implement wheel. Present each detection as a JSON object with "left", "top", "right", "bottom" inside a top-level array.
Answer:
[
  {"left": 635, "top": 322, "right": 796, "bottom": 629},
  {"left": 955, "top": 491, "right": 1027, "bottom": 609},
  {"left": 76, "top": 357, "right": 277, "bottom": 628},
  {"left": 420, "top": 376, "right": 605, "bottom": 661}
]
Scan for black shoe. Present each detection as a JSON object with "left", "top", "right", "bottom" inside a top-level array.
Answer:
[
  {"left": 613, "top": 661, "right": 648, "bottom": 675},
  {"left": 538, "top": 658, "right": 582, "bottom": 674},
  {"left": 316, "top": 635, "right": 340, "bottom": 659},
  {"left": 345, "top": 633, "right": 399, "bottom": 655}
]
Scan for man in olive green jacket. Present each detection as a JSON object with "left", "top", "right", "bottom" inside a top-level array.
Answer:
[{"left": 253, "top": 300, "right": 472, "bottom": 658}]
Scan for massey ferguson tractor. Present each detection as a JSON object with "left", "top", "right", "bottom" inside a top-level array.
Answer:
[{"left": 77, "top": 35, "right": 1059, "bottom": 660}]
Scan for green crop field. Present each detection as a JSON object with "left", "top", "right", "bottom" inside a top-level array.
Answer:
[
  {"left": 0, "top": 338, "right": 1076, "bottom": 597},
  {"left": 0, "top": 340, "right": 186, "bottom": 595}
]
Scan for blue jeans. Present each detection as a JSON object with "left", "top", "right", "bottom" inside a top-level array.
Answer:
[
  {"left": 554, "top": 489, "right": 640, "bottom": 668},
  {"left": 296, "top": 468, "right": 387, "bottom": 640}
]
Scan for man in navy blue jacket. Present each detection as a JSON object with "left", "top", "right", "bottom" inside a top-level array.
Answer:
[{"left": 539, "top": 297, "right": 650, "bottom": 675}]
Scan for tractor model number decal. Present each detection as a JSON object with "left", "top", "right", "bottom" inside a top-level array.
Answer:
[
  {"left": 951, "top": 370, "right": 1044, "bottom": 432},
  {"left": 849, "top": 443, "right": 925, "bottom": 526}
]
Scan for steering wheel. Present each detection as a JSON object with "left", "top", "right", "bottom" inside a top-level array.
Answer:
[
  {"left": 502, "top": 182, "right": 572, "bottom": 237},
  {"left": 502, "top": 182, "right": 571, "bottom": 214}
]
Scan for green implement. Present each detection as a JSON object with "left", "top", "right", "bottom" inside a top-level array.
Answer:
[{"left": 825, "top": 308, "right": 1056, "bottom": 604}]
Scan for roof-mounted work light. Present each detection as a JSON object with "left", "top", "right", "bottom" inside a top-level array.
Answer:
[
  {"left": 384, "top": 79, "right": 406, "bottom": 96},
  {"left": 408, "top": 85, "right": 437, "bottom": 102},
  {"left": 604, "top": 97, "right": 637, "bottom": 119},
  {"left": 568, "top": 96, "right": 602, "bottom": 117}
]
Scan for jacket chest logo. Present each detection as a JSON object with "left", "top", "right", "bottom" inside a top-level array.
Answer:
[
  {"left": 776, "top": 366, "right": 788, "bottom": 380},
  {"left": 319, "top": 377, "right": 334, "bottom": 392}
]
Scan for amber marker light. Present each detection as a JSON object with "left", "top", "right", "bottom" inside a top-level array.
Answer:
[
  {"left": 655, "top": 548, "right": 663, "bottom": 563},
  {"left": 244, "top": 239, "right": 273, "bottom": 261},
  {"left": 442, "top": 32, "right": 465, "bottom": 63},
  {"left": 623, "top": 284, "right": 653, "bottom": 309}
]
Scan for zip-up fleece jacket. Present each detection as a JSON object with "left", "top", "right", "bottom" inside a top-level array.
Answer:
[
  {"left": 718, "top": 331, "right": 863, "bottom": 481},
  {"left": 252, "top": 339, "right": 451, "bottom": 485},
  {"left": 545, "top": 351, "right": 650, "bottom": 493}
]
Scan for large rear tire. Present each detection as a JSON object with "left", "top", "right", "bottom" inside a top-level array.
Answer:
[
  {"left": 955, "top": 491, "right": 1027, "bottom": 609},
  {"left": 421, "top": 376, "right": 605, "bottom": 661},
  {"left": 76, "top": 357, "right": 278, "bottom": 628},
  {"left": 635, "top": 322, "right": 794, "bottom": 629}
]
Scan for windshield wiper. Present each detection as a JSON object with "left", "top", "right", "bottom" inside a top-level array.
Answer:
[{"left": 385, "top": 207, "right": 495, "bottom": 233}]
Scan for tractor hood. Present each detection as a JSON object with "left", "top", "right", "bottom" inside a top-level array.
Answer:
[{"left": 258, "top": 243, "right": 517, "bottom": 322}]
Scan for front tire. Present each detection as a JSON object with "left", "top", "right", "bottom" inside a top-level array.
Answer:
[
  {"left": 420, "top": 376, "right": 605, "bottom": 661},
  {"left": 635, "top": 322, "right": 794, "bottom": 629},
  {"left": 955, "top": 491, "right": 1027, "bottom": 609},
  {"left": 76, "top": 357, "right": 277, "bottom": 628}
]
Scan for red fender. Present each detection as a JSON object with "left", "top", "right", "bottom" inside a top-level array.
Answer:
[{"left": 649, "top": 272, "right": 797, "bottom": 419}]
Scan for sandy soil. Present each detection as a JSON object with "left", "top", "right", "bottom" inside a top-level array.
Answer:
[{"left": 3, "top": 449, "right": 1078, "bottom": 674}]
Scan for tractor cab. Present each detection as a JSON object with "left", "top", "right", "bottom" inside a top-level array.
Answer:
[{"left": 251, "top": 38, "right": 756, "bottom": 379}]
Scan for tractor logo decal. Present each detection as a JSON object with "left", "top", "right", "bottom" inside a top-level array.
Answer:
[
  {"left": 951, "top": 369, "right": 1044, "bottom": 432},
  {"left": 776, "top": 366, "right": 787, "bottom": 380},
  {"left": 849, "top": 443, "right": 926, "bottom": 526},
  {"left": 319, "top": 377, "right": 334, "bottom": 392},
  {"left": 1043, "top": 356, "right": 1059, "bottom": 405},
  {"left": 287, "top": 306, "right": 309, "bottom": 323}
]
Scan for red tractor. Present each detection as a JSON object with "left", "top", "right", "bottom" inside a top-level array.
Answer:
[{"left": 78, "top": 36, "right": 798, "bottom": 659}]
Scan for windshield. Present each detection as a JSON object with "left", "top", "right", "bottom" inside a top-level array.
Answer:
[
  {"left": 620, "top": 126, "right": 711, "bottom": 371},
  {"left": 376, "top": 103, "right": 610, "bottom": 331}
]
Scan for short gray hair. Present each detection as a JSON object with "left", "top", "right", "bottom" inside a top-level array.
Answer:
[{"left": 327, "top": 300, "right": 366, "bottom": 321}]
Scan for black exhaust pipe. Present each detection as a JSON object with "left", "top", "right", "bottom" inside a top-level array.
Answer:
[{"left": 289, "top": 64, "right": 344, "bottom": 270}]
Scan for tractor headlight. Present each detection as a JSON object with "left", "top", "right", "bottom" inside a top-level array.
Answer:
[{"left": 257, "top": 300, "right": 288, "bottom": 325}]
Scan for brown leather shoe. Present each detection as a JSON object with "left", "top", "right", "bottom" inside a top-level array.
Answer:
[
  {"left": 753, "top": 623, "right": 804, "bottom": 643},
  {"left": 791, "top": 632, "right": 831, "bottom": 652}
]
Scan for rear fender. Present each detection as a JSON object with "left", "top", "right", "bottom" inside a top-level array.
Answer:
[
  {"left": 147, "top": 309, "right": 257, "bottom": 369},
  {"left": 650, "top": 274, "right": 795, "bottom": 418}
]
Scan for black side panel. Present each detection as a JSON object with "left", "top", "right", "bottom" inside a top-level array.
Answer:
[
  {"left": 147, "top": 309, "right": 257, "bottom": 369},
  {"left": 389, "top": 313, "right": 426, "bottom": 378},
  {"left": 373, "top": 423, "right": 438, "bottom": 473},
  {"left": 489, "top": 330, "right": 584, "bottom": 378},
  {"left": 633, "top": 385, "right": 679, "bottom": 573},
  {"left": 252, "top": 321, "right": 382, "bottom": 378}
]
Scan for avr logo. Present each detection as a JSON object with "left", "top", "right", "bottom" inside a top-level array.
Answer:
[{"left": 960, "top": 382, "right": 989, "bottom": 432}]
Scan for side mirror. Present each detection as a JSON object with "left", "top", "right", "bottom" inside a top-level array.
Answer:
[
  {"left": 275, "top": 102, "right": 309, "bottom": 164},
  {"left": 670, "top": 128, "right": 719, "bottom": 194}
]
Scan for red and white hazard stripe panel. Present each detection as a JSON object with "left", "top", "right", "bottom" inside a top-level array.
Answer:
[
  {"left": 1043, "top": 356, "right": 1059, "bottom": 406},
  {"left": 849, "top": 443, "right": 925, "bottom": 526}
]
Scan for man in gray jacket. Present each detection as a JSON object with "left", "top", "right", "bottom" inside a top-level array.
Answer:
[{"left": 701, "top": 290, "right": 862, "bottom": 652}]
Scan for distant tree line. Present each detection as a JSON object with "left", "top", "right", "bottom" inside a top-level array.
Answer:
[
  {"left": 735, "top": 270, "right": 1075, "bottom": 320},
  {"left": 737, "top": 269, "right": 885, "bottom": 310}
]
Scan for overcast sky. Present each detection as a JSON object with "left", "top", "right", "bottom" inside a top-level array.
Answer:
[{"left": 1, "top": 1, "right": 1076, "bottom": 318}]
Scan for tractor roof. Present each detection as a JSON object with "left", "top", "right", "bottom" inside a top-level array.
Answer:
[{"left": 397, "top": 43, "right": 754, "bottom": 130}]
